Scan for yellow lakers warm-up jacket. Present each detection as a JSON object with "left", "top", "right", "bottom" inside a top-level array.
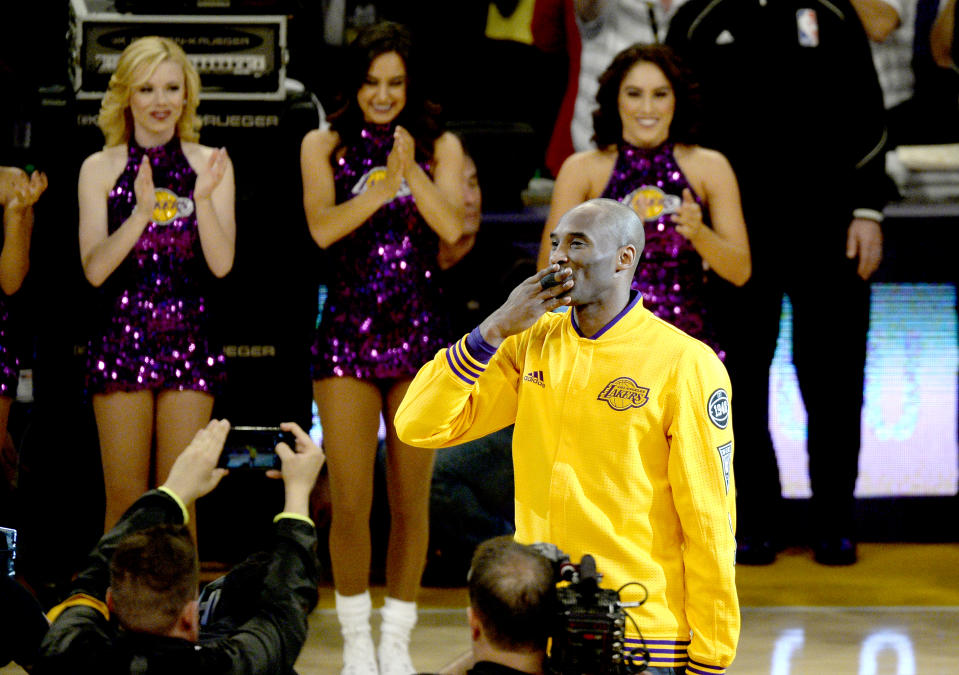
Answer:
[{"left": 395, "top": 293, "right": 739, "bottom": 673}]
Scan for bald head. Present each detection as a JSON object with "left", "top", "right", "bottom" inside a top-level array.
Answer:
[
  {"left": 546, "top": 198, "right": 644, "bottom": 327},
  {"left": 560, "top": 199, "right": 645, "bottom": 268}
]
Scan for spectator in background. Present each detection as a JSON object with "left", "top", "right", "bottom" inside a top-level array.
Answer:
[
  {"left": 854, "top": 0, "right": 959, "bottom": 148},
  {"left": 437, "top": 143, "right": 537, "bottom": 337},
  {"left": 852, "top": 0, "right": 911, "bottom": 110},
  {"left": 436, "top": 151, "right": 485, "bottom": 295},
  {"left": 668, "top": 0, "right": 887, "bottom": 566},
  {"left": 910, "top": 0, "right": 959, "bottom": 143}
]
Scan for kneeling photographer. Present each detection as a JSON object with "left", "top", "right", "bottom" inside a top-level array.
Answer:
[{"left": 35, "top": 419, "right": 324, "bottom": 675}]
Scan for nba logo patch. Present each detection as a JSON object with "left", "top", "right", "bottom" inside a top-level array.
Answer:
[{"left": 797, "top": 9, "right": 819, "bottom": 47}]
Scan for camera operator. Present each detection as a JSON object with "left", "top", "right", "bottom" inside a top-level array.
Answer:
[
  {"left": 457, "top": 536, "right": 555, "bottom": 675},
  {"left": 34, "top": 419, "right": 324, "bottom": 675},
  {"left": 397, "top": 199, "right": 739, "bottom": 674}
]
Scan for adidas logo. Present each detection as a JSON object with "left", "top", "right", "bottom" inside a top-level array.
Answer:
[{"left": 523, "top": 370, "right": 545, "bottom": 387}]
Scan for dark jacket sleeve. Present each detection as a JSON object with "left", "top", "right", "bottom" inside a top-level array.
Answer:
[
  {"left": 198, "top": 517, "right": 320, "bottom": 674},
  {"left": 0, "top": 576, "right": 49, "bottom": 669}
]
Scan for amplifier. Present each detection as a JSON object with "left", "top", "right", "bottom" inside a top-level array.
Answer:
[
  {"left": 113, "top": 0, "right": 295, "bottom": 12},
  {"left": 69, "top": 0, "right": 288, "bottom": 101}
]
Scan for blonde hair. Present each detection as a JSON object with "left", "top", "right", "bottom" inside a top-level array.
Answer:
[{"left": 98, "top": 36, "right": 201, "bottom": 147}]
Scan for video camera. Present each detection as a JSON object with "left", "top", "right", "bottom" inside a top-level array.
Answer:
[{"left": 530, "top": 543, "right": 648, "bottom": 675}]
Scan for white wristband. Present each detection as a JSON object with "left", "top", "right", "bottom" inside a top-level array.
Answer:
[{"left": 853, "top": 208, "right": 884, "bottom": 223}]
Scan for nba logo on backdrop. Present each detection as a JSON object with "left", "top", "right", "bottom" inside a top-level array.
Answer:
[{"left": 796, "top": 9, "right": 819, "bottom": 47}]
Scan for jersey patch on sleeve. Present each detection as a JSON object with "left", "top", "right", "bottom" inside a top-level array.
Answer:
[
  {"left": 717, "top": 442, "right": 732, "bottom": 494},
  {"left": 707, "top": 388, "right": 729, "bottom": 429}
]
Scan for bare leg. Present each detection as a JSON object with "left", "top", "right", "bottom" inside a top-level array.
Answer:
[
  {"left": 93, "top": 390, "right": 154, "bottom": 531},
  {"left": 315, "top": 377, "right": 383, "bottom": 596},
  {"left": 383, "top": 379, "right": 435, "bottom": 602},
  {"left": 0, "top": 396, "right": 11, "bottom": 448},
  {"left": 156, "top": 389, "right": 214, "bottom": 539}
]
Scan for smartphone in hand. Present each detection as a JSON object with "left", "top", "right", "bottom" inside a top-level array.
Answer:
[{"left": 217, "top": 426, "right": 294, "bottom": 471}]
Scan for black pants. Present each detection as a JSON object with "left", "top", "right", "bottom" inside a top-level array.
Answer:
[{"left": 719, "top": 250, "right": 870, "bottom": 541}]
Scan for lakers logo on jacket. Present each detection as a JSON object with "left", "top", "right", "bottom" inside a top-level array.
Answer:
[{"left": 597, "top": 377, "right": 649, "bottom": 411}]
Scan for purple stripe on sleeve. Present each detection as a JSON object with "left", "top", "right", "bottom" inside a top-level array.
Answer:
[
  {"left": 451, "top": 340, "right": 482, "bottom": 380},
  {"left": 445, "top": 347, "right": 476, "bottom": 385},
  {"left": 687, "top": 659, "right": 725, "bottom": 675},
  {"left": 686, "top": 664, "right": 724, "bottom": 675}
]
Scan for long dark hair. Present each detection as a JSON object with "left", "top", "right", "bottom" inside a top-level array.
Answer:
[
  {"left": 592, "top": 44, "right": 702, "bottom": 148},
  {"left": 327, "top": 22, "right": 443, "bottom": 160}
]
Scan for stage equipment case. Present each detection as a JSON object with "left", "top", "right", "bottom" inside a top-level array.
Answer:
[{"left": 69, "top": 0, "right": 288, "bottom": 101}]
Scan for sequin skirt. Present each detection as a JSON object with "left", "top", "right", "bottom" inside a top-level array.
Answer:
[
  {"left": 86, "top": 293, "right": 225, "bottom": 395},
  {"left": 0, "top": 305, "right": 19, "bottom": 397}
]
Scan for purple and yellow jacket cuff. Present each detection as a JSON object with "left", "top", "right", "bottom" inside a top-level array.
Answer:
[{"left": 445, "top": 328, "right": 497, "bottom": 385}]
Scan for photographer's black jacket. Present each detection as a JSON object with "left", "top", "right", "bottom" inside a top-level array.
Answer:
[{"left": 35, "top": 489, "right": 319, "bottom": 675}]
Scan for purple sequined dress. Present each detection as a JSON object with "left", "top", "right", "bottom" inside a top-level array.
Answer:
[
  {"left": 86, "top": 137, "right": 225, "bottom": 394},
  {"left": 311, "top": 124, "right": 448, "bottom": 381},
  {"left": 0, "top": 283, "right": 18, "bottom": 397},
  {"left": 601, "top": 142, "right": 723, "bottom": 359}
]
